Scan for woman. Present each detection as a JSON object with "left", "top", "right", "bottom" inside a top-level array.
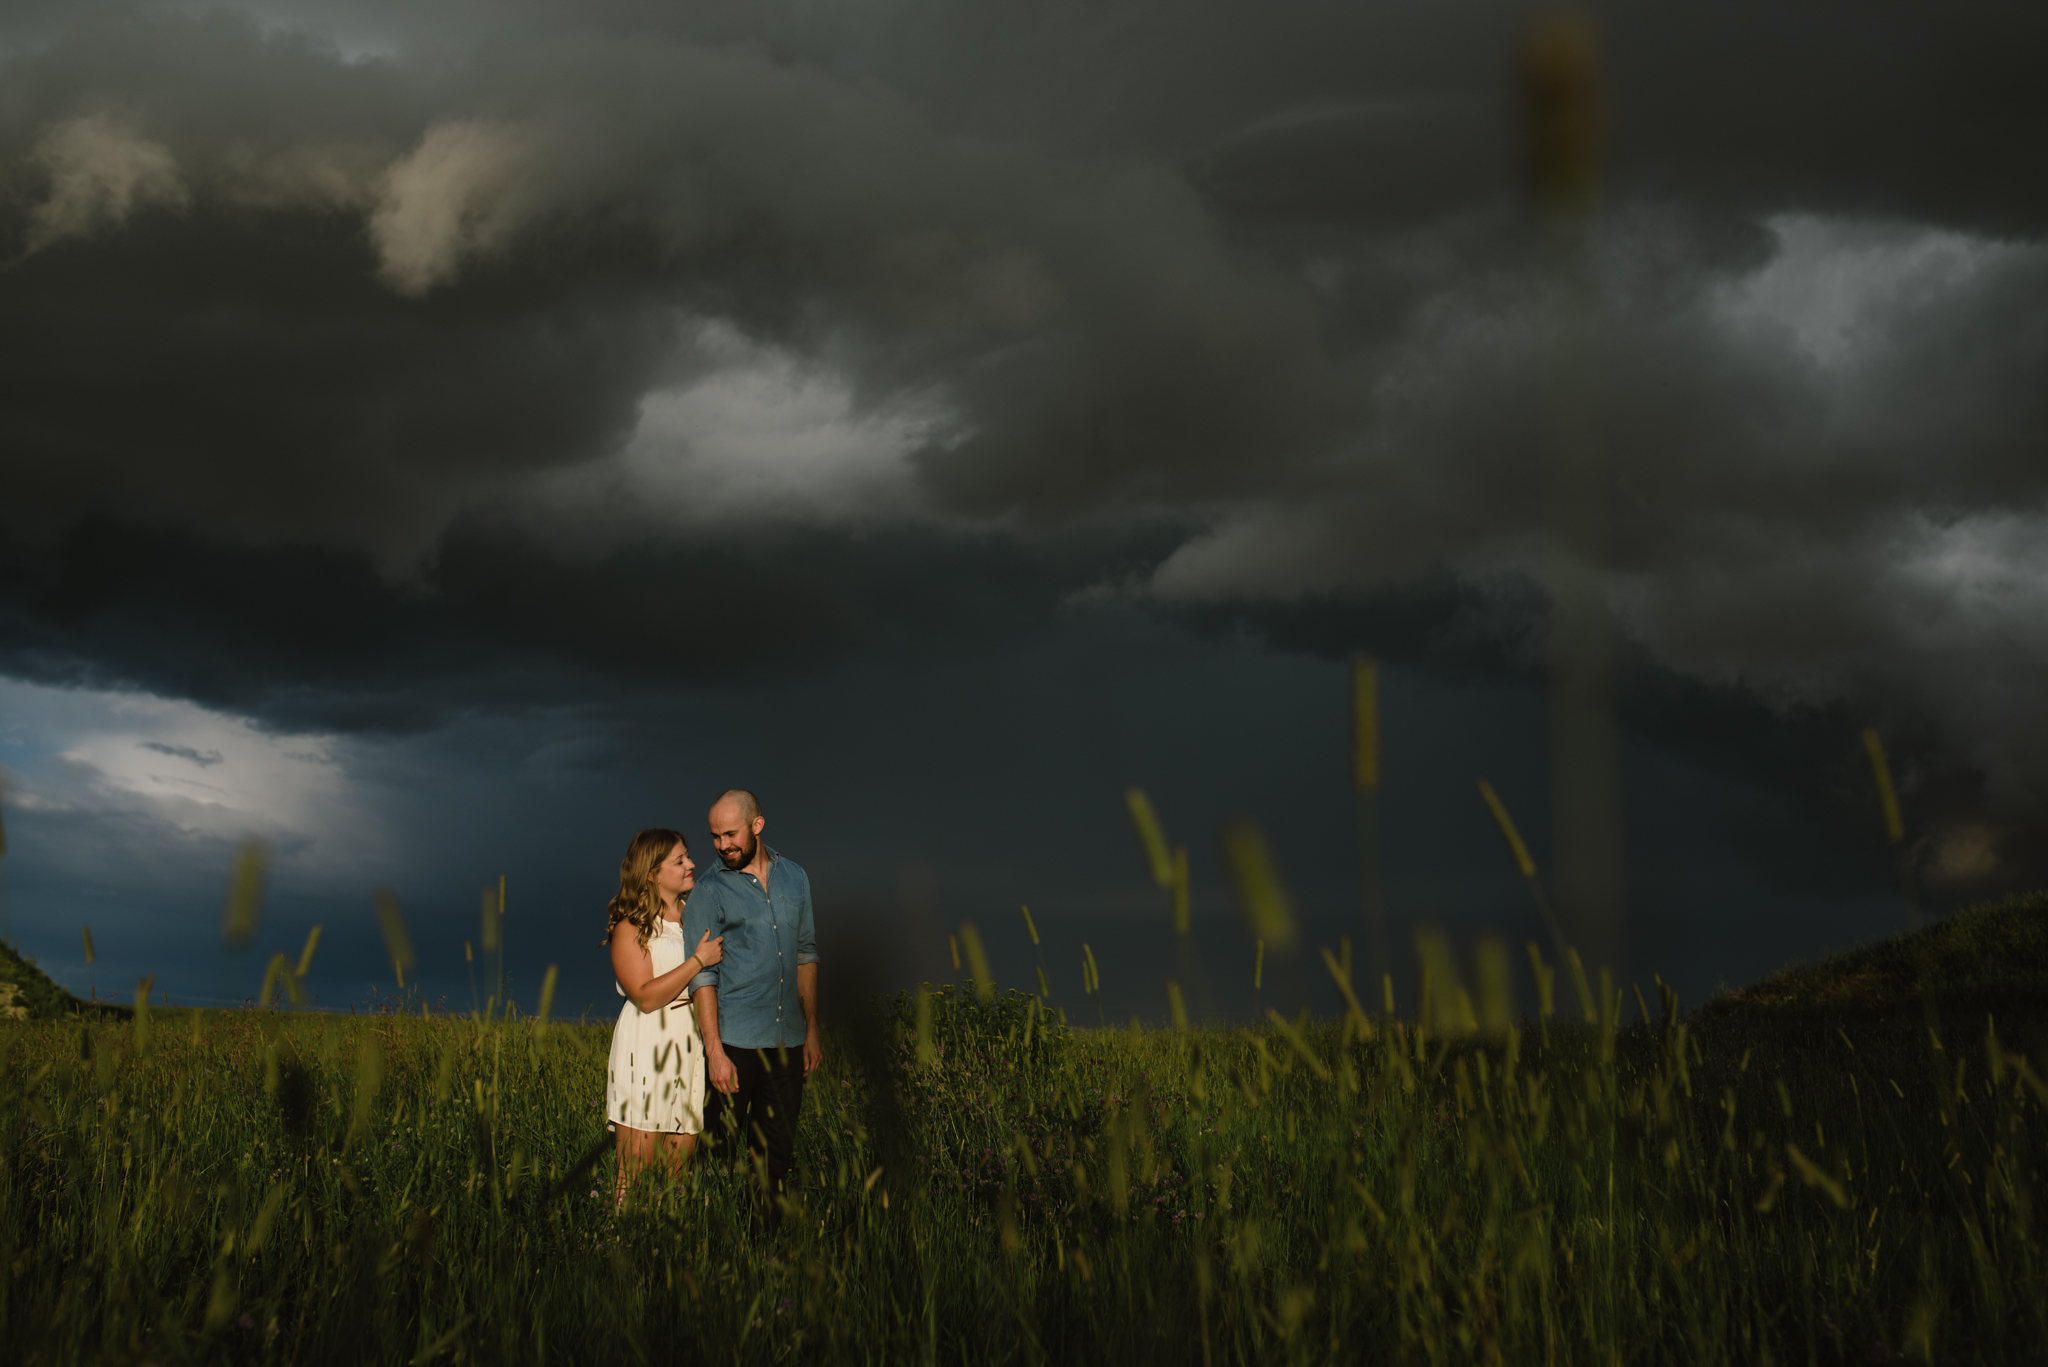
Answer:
[{"left": 605, "top": 827, "right": 724, "bottom": 1206}]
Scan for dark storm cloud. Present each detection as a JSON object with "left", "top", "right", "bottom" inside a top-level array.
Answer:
[
  {"left": 0, "top": 7, "right": 1357, "bottom": 553},
  {"left": 85, "top": 2, "right": 2034, "bottom": 229},
  {"left": 2, "top": 0, "right": 2047, "bottom": 892},
  {"left": 0, "top": 513, "right": 1182, "bottom": 732}
]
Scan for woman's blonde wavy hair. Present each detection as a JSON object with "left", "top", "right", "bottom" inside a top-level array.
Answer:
[{"left": 604, "top": 827, "right": 687, "bottom": 950}]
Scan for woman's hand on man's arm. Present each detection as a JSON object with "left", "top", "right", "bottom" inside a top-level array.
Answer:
[{"left": 609, "top": 921, "right": 719, "bottom": 1013}]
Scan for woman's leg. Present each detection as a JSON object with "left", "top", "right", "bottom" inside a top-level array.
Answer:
[
  {"left": 619, "top": 1129, "right": 699, "bottom": 1207},
  {"left": 614, "top": 1125, "right": 659, "bottom": 1210},
  {"left": 656, "top": 1131, "right": 696, "bottom": 1180}
]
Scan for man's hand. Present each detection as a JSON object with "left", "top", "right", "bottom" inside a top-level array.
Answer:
[
  {"left": 796, "top": 961, "right": 821, "bottom": 1075},
  {"left": 707, "top": 1045, "right": 738, "bottom": 1095},
  {"left": 803, "top": 1026, "right": 823, "bottom": 1076}
]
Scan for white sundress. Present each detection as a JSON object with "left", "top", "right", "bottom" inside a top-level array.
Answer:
[{"left": 606, "top": 916, "right": 707, "bottom": 1134}]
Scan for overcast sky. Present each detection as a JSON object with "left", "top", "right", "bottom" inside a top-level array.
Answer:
[{"left": 2, "top": 1, "right": 2043, "bottom": 1024}]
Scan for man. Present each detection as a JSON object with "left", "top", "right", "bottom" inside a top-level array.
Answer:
[{"left": 684, "top": 788, "right": 820, "bottom": 1212}]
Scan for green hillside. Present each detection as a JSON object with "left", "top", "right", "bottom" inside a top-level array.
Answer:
[
  {"left": 0, "top": 940, "right": 86, "bottom": 1021},
  {"left": 1700, "top": 890, "right": 2048, "bottom": 1019}
]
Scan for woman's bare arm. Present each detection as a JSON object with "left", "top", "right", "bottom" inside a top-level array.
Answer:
[{"left": 610, "top": 923, "right": 723, "bottom": 1013}]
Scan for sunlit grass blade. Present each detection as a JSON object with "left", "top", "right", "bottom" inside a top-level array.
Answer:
[
  {"left": 1351, "top": 655, "right": 1380, "bottom": 793},
  {"left": 1221, "top": 821, "right": 1299, "bottom": 954},
  {"left": 1265, "top": 1008, "right": 1331, "bottom": 1081},
  {"left": 259, "top": 952, "right": 303, "bottom": 1007},
  {"left": 1350, "top": 657, "right": 1391, "bottom": 1057},
  {"left": 1863, "top": 726, "right": 1924, "bottom": 930},
  {"left": 1317, "top": 945, "right": 1370, "bottom": 1033},
  {"left": 959, "top": 921, "right": 994, "bottom": 1000},
  {"left": 245, "top": 1184, "right": 287, "bottom": 1258},
  {"left": 1412, "top": 929, "right": 1476, "bottom": 1037},
  {"left": 1474, "top": 936, "right": 1514, "bottom": 1033},
  {"left": 1526, "top": 942, "right": 1556, "bottom": 1019},
  {"left": 1019, "top": 903, "right": 1061, "bottom": 1011},
  {"left": 1124, "top": 787, "right": 1174, "bottom": 889},
  {"left": 374, "top": 888, "right": 417, "bottom": 989},
  {"left": 222, "top": 839, "right": 268, "bottom": 948},
  {"left": 294, "top": 924, "right": 323, "bottom": 979},
  {"left": 480, "top": 885, "right": 502, "bottom": 953},
  {"left": 1475, "top": 777, "right": 1593, "bottom": 1019},
  {"left": 347, "top": 1033, "right": 385, "bottom": 1147},
  {"left": 1861, "top": 727, "right": 1905, "bottom": 845},
  {"left": 1785, "top": 1142, "right": 1851, "bottom": 1208},
  {"left": 1476, "top": 778, "right": 1536, "bottom": 879},
  {"left": 914, "top": 986, "right": 936, "bottom": 1067},
  {"left": 1565, "top": 947, "right": 1596, "bottom": 1025},
  {"left": 536, "top": 963, "right": 558, "bottom": 1029},
  {"left": 132, "top": 974, "right": 154, "bottom": 1049},
  {"left": 1519, "top": 6, "right": 1602, "bottom": 218},
  {"left": 1170, "top": 845, "right": 1191, "bottom": 935},
  {"left": 1352, "top": 655, "right": 1388, "bottom": 1013}
]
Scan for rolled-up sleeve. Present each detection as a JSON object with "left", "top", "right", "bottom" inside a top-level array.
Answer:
[
  {"left": 683, "top": 881, "right": 723, "bottom": 991},
  {"left": 795, "top": 868, "right": 818, "bottom": 966}
]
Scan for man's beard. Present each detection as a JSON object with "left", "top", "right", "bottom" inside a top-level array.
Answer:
[{"left": 719, "top": 833, "right": 757, "bottom": 870}]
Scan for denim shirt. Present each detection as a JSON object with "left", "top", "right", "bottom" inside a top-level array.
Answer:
[{"left": 682, "top": 848, "right": 817, "bottom": 1051}]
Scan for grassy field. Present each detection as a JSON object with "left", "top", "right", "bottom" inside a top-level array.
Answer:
[{"left": 3, "top": 899, "right": 2047, "bottom": 1364}]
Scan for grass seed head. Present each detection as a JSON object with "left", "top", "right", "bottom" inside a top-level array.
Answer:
[
  {"left": 1862, "top": 727, "right": 1905, "bottom": 845},
  {"left": 374, "top": 889, "right": 417, "bottom": 988},
  {"left": 1351, "top": 655, "right": 1380, "bottom": 793},
  {"left": 222, "top": 840, "right": 269, "bottom": 949},
  {"left": 1518, "top": 6, "right": 1604, "bottom": 220},
  {"left": 1475, "top": 937, "right": 1516, "bottom": 1033},
  {"left": 480, "top": 885, "right": 503, "bottom": 953},
  {"left": 1124, "top": 788, "right": 1175, "bottom": 890},
  {"left": 1222, "top": 821, "right": 1299, "bottom": 955},
  {"left": 959, "top": 921, "right": 994, "bottom": 1001}
]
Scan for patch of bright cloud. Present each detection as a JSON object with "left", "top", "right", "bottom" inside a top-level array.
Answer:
[
  {"left": 24, "top": 113, "right": 187, "bottom": 254},
  {"left": 0, "top": 677, "right": 377, "bottom": 876},
  {"left": 369, "top": 119, "right": 539, "bottom": 296},
  {"left": 518, "top": 320, "right": 958, "bottom": 545},
  {"left": 1889, "top": 509, "right": 2048, "bottom": 657},
  {"left": 1714, "top": 214, "right": 2024, "bottom": 371}
]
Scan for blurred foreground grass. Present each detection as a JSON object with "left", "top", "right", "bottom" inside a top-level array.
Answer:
[{"left": 4, "top": 913, "right": 2048, "bottom": 1365}]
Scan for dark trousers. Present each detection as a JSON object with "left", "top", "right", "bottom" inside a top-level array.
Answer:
[{"left": 705, "top": 1045, "right": 806, "bottom": 1205}]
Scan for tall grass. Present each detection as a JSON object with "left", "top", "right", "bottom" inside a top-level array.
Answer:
[{"left": 2, "top": 971, "right": 2044, "bottom": 1363}]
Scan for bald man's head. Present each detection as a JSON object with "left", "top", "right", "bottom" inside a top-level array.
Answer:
[
  {"left": 709, "top": 789, "right": 765, "bottom": 871},
  {"left": 714, "top": 788, "right": 762, "bottom": 823}
]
